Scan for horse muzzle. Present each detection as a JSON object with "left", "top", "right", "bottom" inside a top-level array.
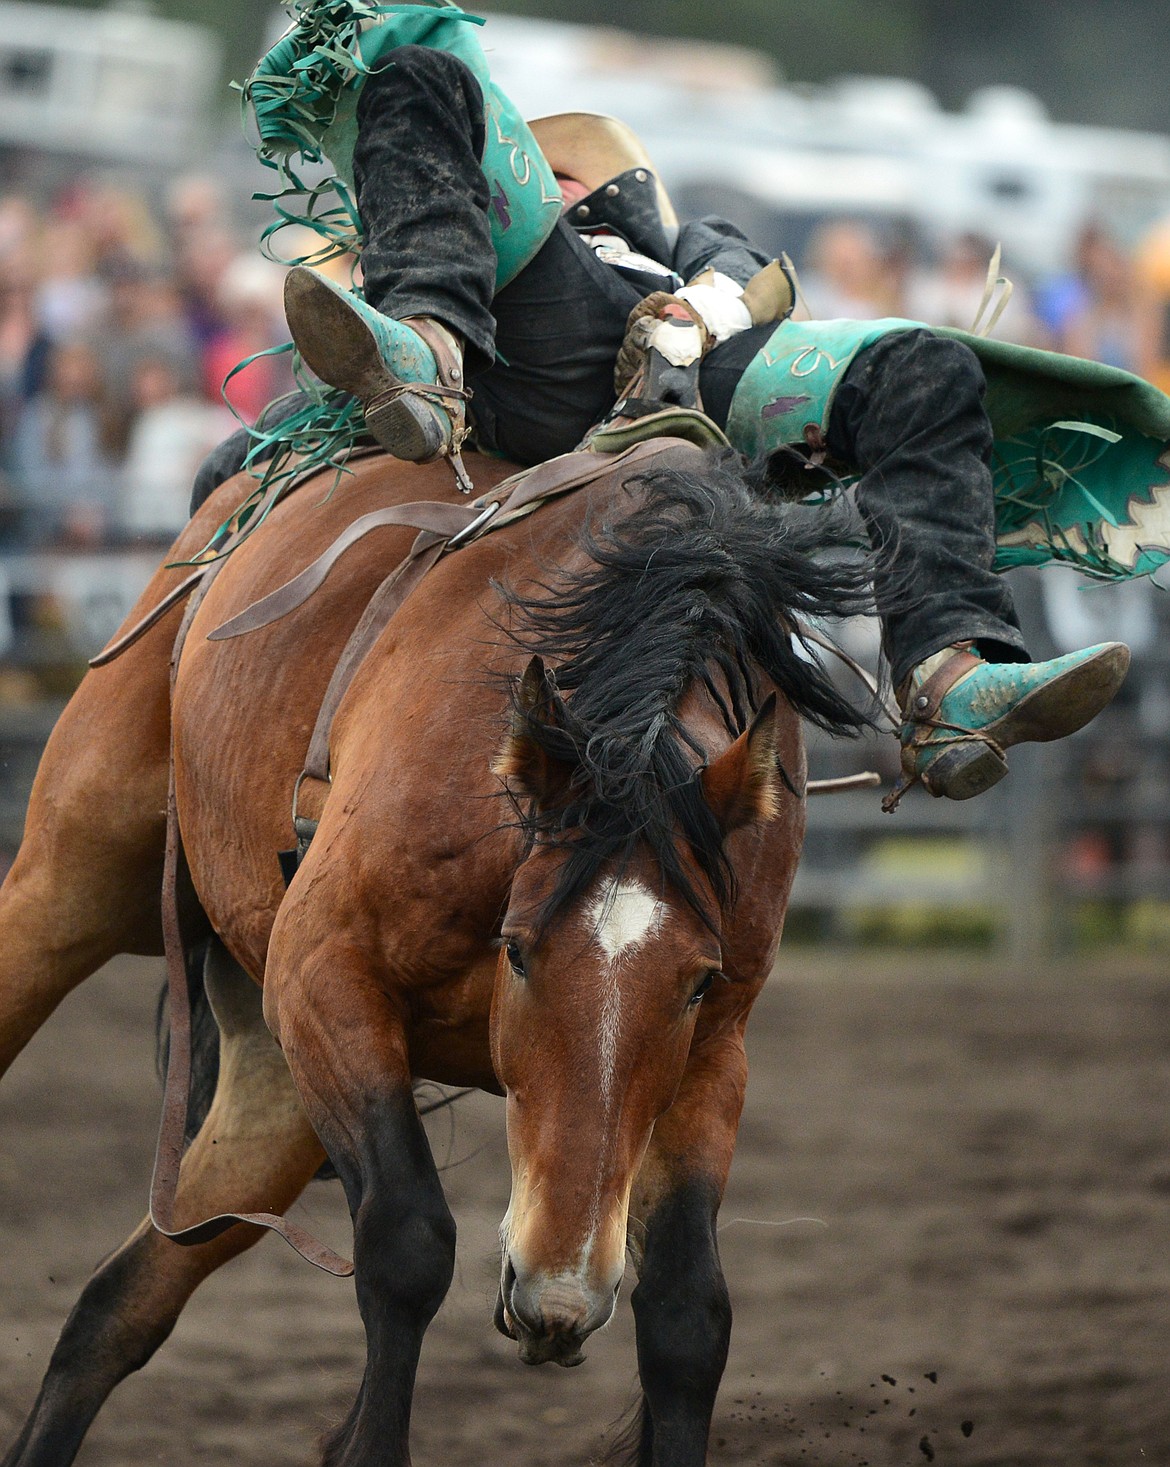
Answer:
[{"left": 495, "top": 1254, "right": 620, "bottom": 1367}]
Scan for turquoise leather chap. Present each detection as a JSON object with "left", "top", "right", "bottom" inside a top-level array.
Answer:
[
  {"left": 247, "top": 2, "right": 561, "bottom": 290},
  {"left": 727, "top": 316, "right": 1170, "bottom": 583}
]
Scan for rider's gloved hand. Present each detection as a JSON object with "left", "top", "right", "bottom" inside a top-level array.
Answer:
[
  {"left": 614, "top": 260, "right": 796, "bottom": 397},
  {"left": 614, "top": 291, "right": 710, "bottom": 396}
]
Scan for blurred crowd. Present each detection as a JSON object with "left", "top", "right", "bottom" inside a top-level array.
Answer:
[
  {"left": 5, "top": 173, "right": 1170, "bottom": 551},
  {"left": 0, "top": 176, "right": 293, "bottom": 550},
  {"left": 797, "top": 214, "right": 1170, "bottom": 386}
]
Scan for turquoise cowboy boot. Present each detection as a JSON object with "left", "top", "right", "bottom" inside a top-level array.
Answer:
[
  {"left": 284, "top": 266, "right": 468, "bottom": 470},
  {"left": 887, "top": 640, "right": 1130, "bottom": 809}
]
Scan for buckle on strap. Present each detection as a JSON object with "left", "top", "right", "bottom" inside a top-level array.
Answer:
[
  {"left": 447, "top": 499, "right": 501, "bottom": 549},
  {"left": 287, "top": 767, "right": 330, "bottom": 868}
]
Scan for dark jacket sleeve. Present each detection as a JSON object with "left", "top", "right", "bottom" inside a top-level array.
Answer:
[{"left": 671, "top": 217, "right": 772, "bottom": 288}]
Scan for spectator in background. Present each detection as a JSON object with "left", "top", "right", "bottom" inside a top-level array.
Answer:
[
  {"left": 174, "top": 225, "right": 242, "bottom": 361},
  {"left": 119, "top": 354, "right": 233, "bottom": 542},
  {"left": 202, "top": 254, "right": 295, "bottom": 425},
  {"left": 1058, "top": 225, "right": 1139, "bottom": 371},
  {"left": 0, "top": 255, "right": 52, "bottom": 472},
  {"left": 36, "top": 219, "right": 106, "bottom": 347},
  {"left": 799, "top": 219, "right": 890, "bottom": 319},
  {"left": 165, "top": 174, "right": 228, "bottom": 249},
  {"left": 0, "top": 195, "right": 40, "bottom": 269},
  {"left": 91, "top": 256, "right": 198, "bottom": 439},
  {"left": 0, "top": 180, "right": 301, "bottom": 555},
  {"left": 877, "top": 218, "right": 922, "bottom": 319},
  {"left": 1135, "top": 212, "right": 1170, "bottom": 395},
  {"left": 10, "top": 339, "right": 120, "bottom": 545},
  {"left": 1033, "top": 221, "right": 1096, "bottom": 343},
  {"left": 906, "top": 231, "right": 1045, "bottom": 345},
  {"left": 62, "top": 180, "right": 165, "bottom": 278}
]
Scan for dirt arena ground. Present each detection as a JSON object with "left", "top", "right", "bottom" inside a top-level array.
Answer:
[{"left": 1, "top": 949, "right": 1168, "bottom": 1466}]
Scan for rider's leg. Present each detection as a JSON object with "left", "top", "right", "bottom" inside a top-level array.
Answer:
[
  {"left": 284, "top": 46, "right": 492, "bottom": 465},
  {"left": 350, "top": 48, "right": 496, "bottom": 370},
  {"left": 285, "top": 43, "right": 641, "bottom": 469},
  {"left": 825, "top": 329, "right": 1127, "bottom": 801},
  {"left": 192, "top": 229, "right": 632, "bottom": 513},
  {"left": 705, "top": 327, "right": 1129, "bottom": 801},
  {"left": 827, "top": 329, "right": 1026, "bottom": 686}
]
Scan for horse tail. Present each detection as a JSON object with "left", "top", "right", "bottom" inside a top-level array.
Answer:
[{"left": 600, "top": 1400, "right": 648, "bottom": 1467}]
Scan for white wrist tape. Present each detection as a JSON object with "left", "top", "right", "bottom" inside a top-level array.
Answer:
[
  {"left": 676, "top": 278, "right": 753, "bottom": 343},
  {"left": 645, "top": 317, "right": 706, "bottom": 368}
]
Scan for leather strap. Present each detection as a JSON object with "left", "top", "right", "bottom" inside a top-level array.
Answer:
[
  {"left": 303, "top": 532, "right": 447, "bottom": 783},
  {"left": 211, "top": 440, "right": 690, "bottom": 647},
  {"left": 207, "top": 502, "right": 480, "bottom": 641},
  {"left": 152, "top": 558, "right": 354, "bottom": 1276},
  {"left": 482, "top": 438, "right": 699, "bottom": 528},
  {"left": 86, "top": 446, "right": 387, "bottom": 671},
  {"left": 586, "top": 405, "right": 729, "bottom": 456},
  {"left": 89, "top": 568, "right": 208, "bottom": 668},
  {"left": 899, "top": 644, "right": 981, "bottom": 744},
  {"left": 406, "top": 317, "right": 465, "bottom": 393}
]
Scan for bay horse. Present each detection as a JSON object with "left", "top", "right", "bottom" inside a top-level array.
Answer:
[{"left": 0, "top": 443, "right": 870, "bottom": 1466}]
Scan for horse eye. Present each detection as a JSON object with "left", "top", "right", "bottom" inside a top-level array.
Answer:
[
  {"left": 690, "top": 970, "right": 719, "bottom": 1005},
  {"left": 505, "top": 939, "right": 526, "bottom": 977}
]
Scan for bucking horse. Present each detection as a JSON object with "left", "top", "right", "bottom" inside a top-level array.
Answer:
[{"left": 0, "top": 439, "right": 873, "bottom": 1466}]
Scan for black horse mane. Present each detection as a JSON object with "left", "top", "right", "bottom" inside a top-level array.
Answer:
[{"left": 500, "top": 451, "right": 879, "bottom": 936}]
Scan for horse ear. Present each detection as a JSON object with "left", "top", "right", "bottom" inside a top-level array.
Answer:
[
  {"left": 701, "top": 694, "right": 783, "bottom": 832},
  {"left": 493, "top": 656, "right": 575, "bottom": 805}
]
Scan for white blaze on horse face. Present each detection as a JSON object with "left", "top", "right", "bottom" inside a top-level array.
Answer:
[
  {"left": 585, "top": 878, "right": 664, "bottom": 1098},
  {"left": 587, "top": 878, "right": 664, "bottom": 963}
]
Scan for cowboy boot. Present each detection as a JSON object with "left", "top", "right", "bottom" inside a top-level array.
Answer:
[
  {"left": 886, "top": 640, "right": 1131, "bottom": 809},
  {"left": 284, "top": 265, "right": 469, "bottom": 468}
]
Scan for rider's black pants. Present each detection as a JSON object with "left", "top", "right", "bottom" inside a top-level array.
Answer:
[
  {"left": 192, "top": 45, "right": 1028, "bottom": 687},
  {"left": 829, "top": 328, "right": 1027, "bottom": 687}
]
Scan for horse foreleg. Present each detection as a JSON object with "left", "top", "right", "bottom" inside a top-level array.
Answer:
[
  {"left": 621, "top": 1031, "right": 749, "bottom": 1467},
  {"left": 1, "top": 941, "right": 326, "bottom": 1467},
  {"left": 266, "top": 924, "right": 456, "bottom": 1467}
]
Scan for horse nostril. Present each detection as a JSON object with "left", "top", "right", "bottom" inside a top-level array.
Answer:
[
  {"left": 494, "top": 1283, "right": 516, "bottom": 1340},
  {"left": 505, "top": 1256, "right": 545, "bottom": 1336},
  {"left": 498, "top": 1256, "right": 528, "bottom": 1332}
]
